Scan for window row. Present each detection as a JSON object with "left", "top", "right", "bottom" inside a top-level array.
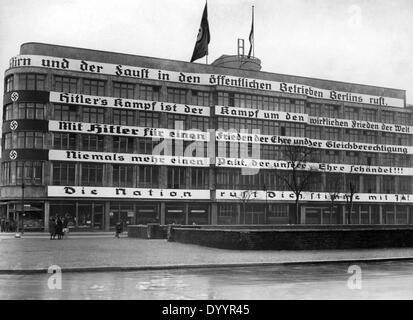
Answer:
[
  {"left": 4, "top": 103, "right": 46, "bottom": 120},
  {"left": 51, "top": 163, "right": 209, "bottom": 189},
  {"left": 1, "top": 161, "right": 43, "bottom": 185},
  {"left": 4, "top": 132, "right": 45, "bottom": 149}
]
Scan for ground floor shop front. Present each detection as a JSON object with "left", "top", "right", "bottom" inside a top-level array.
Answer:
[{"left": 1, "top": 200, "right": 412, "bottom": 231}]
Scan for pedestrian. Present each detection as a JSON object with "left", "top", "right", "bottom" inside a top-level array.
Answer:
[
  {"left": 56, "top": 217, "right": 63, "bottom": 240},
  {"left": 5, "top": 220, "right": 10, "bottom": 232},
  {"left": 49, "top": 218, "right": 56, "bottom": 240},
  {"left": 115, "top": 221, "right": 123, "bottom": 238},
  {"left": 0, "top": 218, "right": 5, "bottom": 232},
  {"left": 62, "top": 215, "right": 69, "bottom": 239}
]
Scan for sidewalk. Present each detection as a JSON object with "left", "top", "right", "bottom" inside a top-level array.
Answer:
[{"left": 1, "top": 236, "right": 413, "bottom": 273}]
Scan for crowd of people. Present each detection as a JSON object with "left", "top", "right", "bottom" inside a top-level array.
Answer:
[
  {"left": 49, "top": 216, "right": 69, "bottom": 240},
  {"left": 0, "top": 219, "right": 18, "bottom": 232}
]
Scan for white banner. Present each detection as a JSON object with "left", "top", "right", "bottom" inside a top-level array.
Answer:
[
  {"left": 49, "top": 91, "right": 210, "bottom": 117},
  {"left": 49, "top": 150, "right": 210, "bottom": 167},
  {"left": 48, "top": 186, "right": 210, "bottom": 199},
  {"left": 308, "top": 116, "right": 412, "bottom": 134},
  {"left": 215, "top": 157, "right": 413, "bottom": 176},
  {"left": 216, "top": 190, "right": 413, "bottom": 203},
  {"left": 215, "top": 105, "right": 412, "bottom": 134},
  {"left": 11, "top": 54, "right": 405, "bottom": 108},
  {"left": 49, "top": 120, "right": 210, "bottom": 141},
  {"left": 215, "top": 131, "right": 413, "bottom": 155},
  {"left": 215, "top": 105, "right": 308, "bottom": 123}
]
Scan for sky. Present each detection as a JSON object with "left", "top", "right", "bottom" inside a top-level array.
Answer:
[{"left": 0, "top": 0, "right": 412, "bottom": 110}]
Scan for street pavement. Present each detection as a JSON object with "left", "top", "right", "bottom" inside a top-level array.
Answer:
[{"left": 1, "top": 232, "right": 413, "bottom": 272}]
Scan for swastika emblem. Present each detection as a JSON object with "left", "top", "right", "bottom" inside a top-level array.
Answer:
[
  {"left": 10, "top": 121, "right": 18, "bottom": 131},
  {"left": 10, "top": 92, "right": 19, "bottom": 102},
  {"left": 9, "top": 150, "right": 18, "bottom": 160}
]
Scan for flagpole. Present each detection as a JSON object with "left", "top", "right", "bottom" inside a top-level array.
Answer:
[
  {"left": 252, "top": 5, "right": 255, "bottom": 58},
  {"left": 206, "top": 0, "right": 208, "bottom": 64}
]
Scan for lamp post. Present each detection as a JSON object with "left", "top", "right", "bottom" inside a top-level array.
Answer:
[
  {"left": 21, "top": 182, "right": 25, "bottom": 234},
  {"left": 263, "top": 184, "right": 268, "bottom": 224}
]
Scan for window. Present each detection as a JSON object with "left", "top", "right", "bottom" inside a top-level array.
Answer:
[
  {"left": 363, "top": 131, "right": 377, "bottom": 144},
  {"left": 190, "top": 168, "right": 208, "bottom": 189},
  {"left": 192, "top": 90, "right": 210, "bottom": 106},
  {"left": 1, "top": 161, "right": 43, "bottom": 185},
  {"left": 137, "top": 166, "right": 159, "bottom": 188},
  {"left": 113, "top": 82, "right": 135, "bottom": 98},
  {"left": 167, "top": 167, "right": 186, "bottom": 188},
  {"left": 167, "top": 114, "right": 188, "bottom": 130},
  {"left": 138, "top": 111, "right": 159, "bottom": 127},
  {"left": 81, "top": 163, "right": 103, "bottom": 186},
  {"left": 308, "top": 104, "right": 322, "bottom": 117},
  {"left": 5, "top": 103, "right": 46, "bottom": 120},
  {"left": 382, "top": 111, "right": 394, "bottom": 124},
  {"left": 113, "top": 109, "right": 135, "bottom": 126},
  {"left": 398, "top": 113, "right": 410, "bottom": 125},
  {"left": 19, "top": 73, "right": 46, "bottom": 90},
  {"left": 52, "top": 162, "right": 76, "bottom": 185},
  {"left": 82, "top": 106, "right": 104, "bottom": 123},
  {"left": 382, "top": 153, "right": 395, "bottom": 167},
  {"left": 5, "top": 75, "right": 14, "bottom": 92},
  {"left": 112, "top": 165, "right": 134, "bottom": 187},
  {"left": 1, "top": 162, "right": 14, "bottom": 185},
  {"left": 190, "top": 116, "right": 209, "bottom": 131},
  {"left": 8, "top": 132, "right": 45, "bottom": 149},
  {"left": 396, "top": 134, "right": 410, "bottom": 146},
  {"left": 325, "top": 150, "right": 340, "bottom": 163},
  {"left": 381, "top": 132, "right": 395, "bottom": 145},
  {"left": 362, "top": 109, "right": 377, "bottom": 122},
  {"left": 138, "top": 84, "right": 160, "bottom": 100},
  {"left": 113, "top": 137, "right": 134, "bottom": 153},
  {"left": 382, "top": 176, "right": 395, "bottom": 193},
  {"left": 307, "top": 126, "right": 322, "bottom": 140},
  {"left": 345, "top": 151, "right": 359, "bottom": 165},
  {"left": 325, "top": 128, "right": 340, "bottom": 140},
  {"left": 54, "top": 104, "right": 77, "bottom": 121},
  {"left": 400, "top": 177, "right": 412, "bottom": 193},
  {"left": 53, "top": 133, "right": 76, "bottom": 150},
  {"left": 83, "top": 79, "right": 106, "bottom": 96},
  {"left": 325, "top": 105, "right": 339, "bottom": 118},
  {"left": 55, "top": 76, "right": 78, "bottom": 92},
  {"left": 81, "top": 134, "right": 104, "bottom": 151},
  {"left": 364, "top": 153, "right": 377, "bottom": 166},
  {"left": 17, "top": 161, "right": 43, "bottom": 185},
  {"left": 167, "top": 88, "right": 187, "bottom": 104},
  {"left": 138, "top": 138, "right": 156, "bottom": 154},
  {"left": 345, "top": 107, "right": 359, "bottom": 120}
]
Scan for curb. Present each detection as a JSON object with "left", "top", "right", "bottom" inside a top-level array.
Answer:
[{"left": 1, "top": 256, "right": 413, "bottom": 274}]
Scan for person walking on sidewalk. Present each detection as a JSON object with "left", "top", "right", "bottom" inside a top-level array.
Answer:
[
  {"left": 62, "top": 215, "right": 69, "bottom": 239},
  {"left": 49, "top": 218, "right": 56, "bottom": 240},
  {"left": 56, "top": 217, "right": 63, "bottom": 240},
  {"left": 115, "top": 221, "right": 123, "bottom": 238}
]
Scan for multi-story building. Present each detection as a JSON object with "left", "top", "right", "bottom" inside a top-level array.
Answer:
[{"left": 1, "top": 42, "right": 412, "bottom": 231}]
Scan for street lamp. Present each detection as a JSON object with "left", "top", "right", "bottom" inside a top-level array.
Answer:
[
  {"left": 21, "top": 182, "right": 25, "bottom": 234},
  {"left": 263, "top": 184, "right": 268, "bottom": 224}
]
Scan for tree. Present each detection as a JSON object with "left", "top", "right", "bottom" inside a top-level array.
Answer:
[
  {"left": 344, "top": 175, "right": 358, "bottom": 224},
  {"left": 325, "top": 173, "right": 343, "bottom": 224},
  {"left": 236, "top": 190, "right": 256, "bottom": 224},
  {"left": 277, "top": 144, "right": 319, "bottom": 224}
]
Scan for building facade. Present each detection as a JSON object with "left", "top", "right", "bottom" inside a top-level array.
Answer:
[{"left": 1, "top": 42, "right": 412, "bottom": 231}]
